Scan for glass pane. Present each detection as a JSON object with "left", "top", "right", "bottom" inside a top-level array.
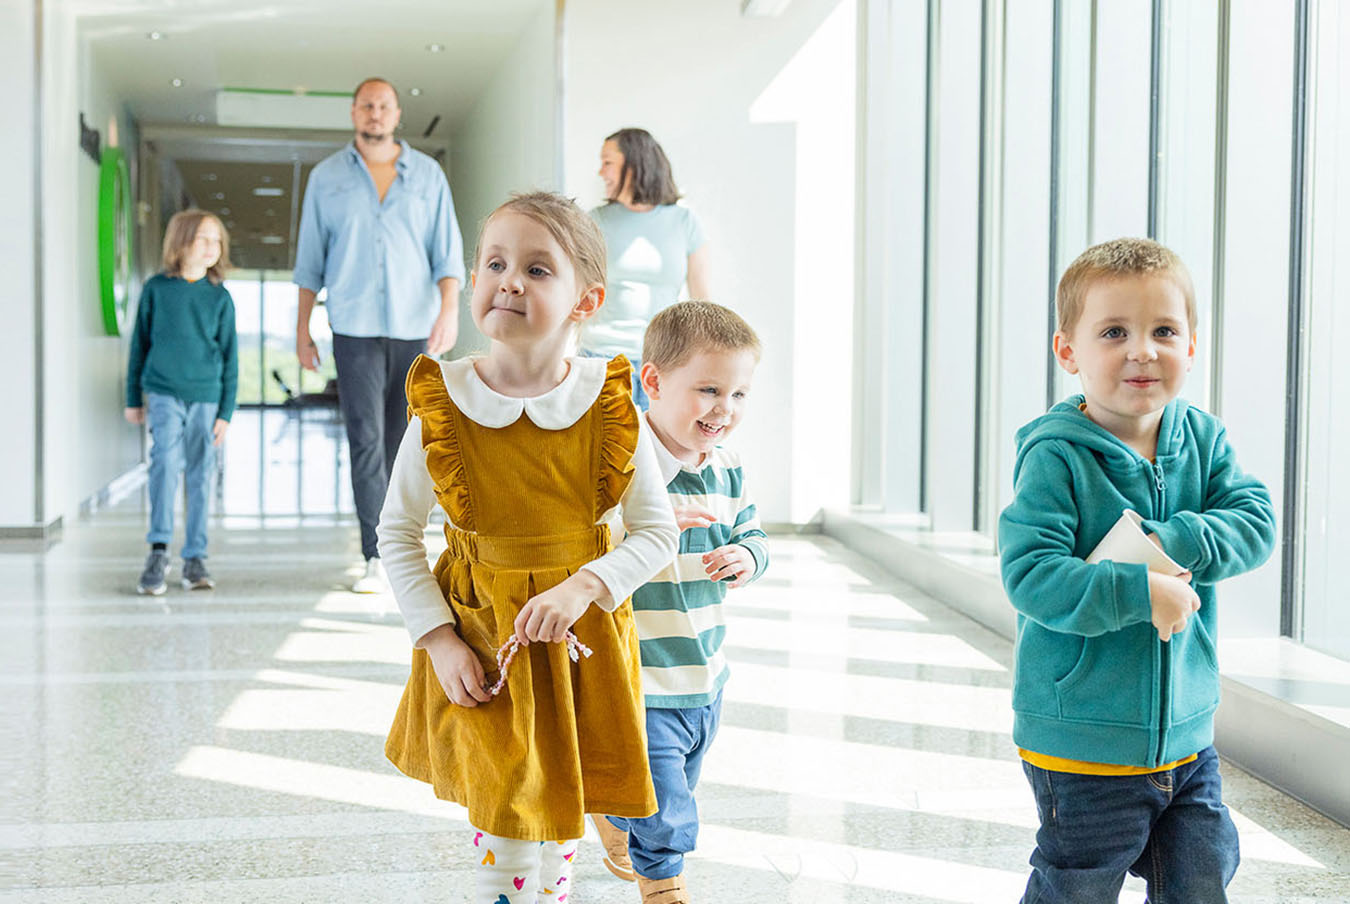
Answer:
[
  {"left": 1214, "top": 0, "right": 1295, "bottom": 638},
  {"left": 996, "top": 0, "right": 1055, "bottom": 516},
  {"left": 925, "top": 0, "right": 982, "bottom": 530},
  {"left": 1301, "top": 0, "right": 1350, "bottom": 658},
  {"left": 1052, "top": 0, "right": 1093, "bottom": 402},
  {"left": 1157, "top": 0, "right": 1219, "bottom": 412},
  {"left": 1091, "top": 0, "right": 1152, "bottom": 242},
  {"left": 224, "top": 273, "right": 264, "bottom": 406}
]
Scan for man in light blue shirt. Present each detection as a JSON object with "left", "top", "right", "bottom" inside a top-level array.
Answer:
[{"left": 294, "top": 77, "right": 465, "bottom": 592}]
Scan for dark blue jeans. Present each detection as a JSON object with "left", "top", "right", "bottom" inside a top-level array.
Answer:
[
  {"left": 331, "top": 333, "right": 426, "bottom": 560},
  {"left": 606, "top": 690, "right": 724, "bottom": 880},
  {"left": 1021, "top": 745, "right": 1239, "bottom": 903}
]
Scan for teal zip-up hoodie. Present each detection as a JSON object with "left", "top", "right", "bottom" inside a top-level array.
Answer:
[{"left": 998, "top": 396, "right": 1275, "bottom": 767}]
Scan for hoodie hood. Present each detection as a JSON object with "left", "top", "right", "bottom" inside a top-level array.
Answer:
[{"left": 1012, "top": 395, "right": 1192, "bottom": 484}]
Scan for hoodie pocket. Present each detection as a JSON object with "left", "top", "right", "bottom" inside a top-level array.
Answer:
[
  {"left": 1054, "top": 633, "right": 1153, "bottom": 727},
  {"left": 1169, "top": 615, "right": 1221, "bottom": 722}
]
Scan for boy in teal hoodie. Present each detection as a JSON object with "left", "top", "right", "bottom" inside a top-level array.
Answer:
[{"left": 999, "top": 238, "right": 1275, "bottom": 903}]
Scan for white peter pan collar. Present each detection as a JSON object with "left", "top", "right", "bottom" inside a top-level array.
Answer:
[{"left": 439, "top": 355, "right": 609, "bottom": 430}]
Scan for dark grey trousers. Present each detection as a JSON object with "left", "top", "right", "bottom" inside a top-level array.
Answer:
[{"left": 332, "top": 333, "right": 426, "bottom": 560}]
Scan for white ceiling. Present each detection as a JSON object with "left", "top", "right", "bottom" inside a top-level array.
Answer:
[
  {"left": 79, "top": 0, "right": 550, "bottom": 139},
  {"left": 72, "top": 0, "right": 551, "bottom": 272}
]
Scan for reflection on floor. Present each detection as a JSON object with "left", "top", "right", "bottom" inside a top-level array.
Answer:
[{"left": 5, "top": 410, "right": 1350, "bottom": 903}]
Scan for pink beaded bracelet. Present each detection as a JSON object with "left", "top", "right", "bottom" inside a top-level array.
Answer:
[{"left": 486, "top": 632, "right": 594, "bottom": 697}]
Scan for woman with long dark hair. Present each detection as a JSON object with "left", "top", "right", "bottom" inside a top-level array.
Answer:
[{"left": 583, "top": 128, "right": 711, "bottom": 407}]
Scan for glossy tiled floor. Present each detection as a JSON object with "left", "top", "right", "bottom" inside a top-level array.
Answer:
[{"left": 5, "top": 410, "right": 1350, "bottom": 903}]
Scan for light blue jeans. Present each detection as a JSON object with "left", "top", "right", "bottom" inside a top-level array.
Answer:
[
  {"left": 145, "top": 391, "right": 218, "bottom": 559},
  {"left": 606, "top": 690, "right": 724, "bottom": 880}
]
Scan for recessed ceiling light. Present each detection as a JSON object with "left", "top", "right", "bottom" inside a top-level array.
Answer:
[
  {"left": 170, "top": 78, "right": 183, "bottom": 88},
  {"left": 212, "top": 192, "right": 225, "bottom": 200},
  {"left": 147, "top": 31, "right": 165, "bottom": 40},
  {"left": 409, "top": 87, "right": 422, "bottom": 97},
  {"left": 219, "top": 207, "right": 231, "bottom": 215},
  {"left": 260, "top": 235, "right": 285, "bottom": 245},
  {"left": 426, "top": 42, "right": 444, "bottom": 52},
  {"left": 203, "top": 173, "right": 217, "bottom": 182},
  {"left": 252, "top": 187, "right": 284, "bottom": 197}
]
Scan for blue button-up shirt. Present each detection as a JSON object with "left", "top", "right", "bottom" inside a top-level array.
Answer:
[{"left": 293, "top": 141, "right": 465, "bottom": 340}]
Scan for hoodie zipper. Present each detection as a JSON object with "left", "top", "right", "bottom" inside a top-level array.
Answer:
[{"left": 1151, "top": 457, "right": 1169, "bottom": 767}]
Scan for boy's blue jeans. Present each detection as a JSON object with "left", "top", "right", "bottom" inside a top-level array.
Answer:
[
  {"left": 145, "top": 391, "right": 218, "bottom": 560},
  {"left": 606, "top": 690, "right": 724, "bottom": 880},
  {"left": 1021, "top": 745, "right": 1239, "bottom": 903}
]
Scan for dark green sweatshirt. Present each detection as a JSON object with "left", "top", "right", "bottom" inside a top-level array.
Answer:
[{"left": 125, "top": 274, "right": 238, "bottom": 421}]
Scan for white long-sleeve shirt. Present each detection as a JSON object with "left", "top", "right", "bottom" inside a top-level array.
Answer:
[{"left": 376, "top": 355, "right": 678, "bottom": 647}]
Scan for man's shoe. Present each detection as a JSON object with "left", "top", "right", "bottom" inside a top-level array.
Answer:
[
  {"left": 352, "top": 557, "right": 388, "bottom": 594},
  {"left": 182, "top": 557, "right": 215, "bottom": 590},
  {"left": 637, "top": 872, "right": 689, "bottom": 904},
  {"left": 590, "top": 814, "right": 636, "bottom": 881},
  {"left": 137, "top": 550, "right": 170, "bottom": 596}
]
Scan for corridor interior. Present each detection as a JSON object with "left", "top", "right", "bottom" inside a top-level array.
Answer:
[{"left": 6, "top": 410, "right": 1350, "bottom": 903}]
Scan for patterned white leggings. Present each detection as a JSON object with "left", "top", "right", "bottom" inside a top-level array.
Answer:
[{"left": 471, "top": 829, "right": 580, "bottom": 904}]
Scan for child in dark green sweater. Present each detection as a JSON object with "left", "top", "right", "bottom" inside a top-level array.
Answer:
[{"left": 124, "top": 209, "right": 238, "bottom": 595}]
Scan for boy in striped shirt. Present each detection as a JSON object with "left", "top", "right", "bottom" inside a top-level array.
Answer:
[{"left": 593, "top": 301, "right": 769, "bottom": 904}]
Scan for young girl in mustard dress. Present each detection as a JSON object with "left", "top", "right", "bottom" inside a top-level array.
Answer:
[{"left": 377, "top": 191, "right": 678, "bottom": 903}]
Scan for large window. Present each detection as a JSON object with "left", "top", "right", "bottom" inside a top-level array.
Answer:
[
  {"left": 228, "top": 273, "right": 338, "bottom": 407},
  {"left": 856, "top": 0, "right": 1350, "bottom": 662}
]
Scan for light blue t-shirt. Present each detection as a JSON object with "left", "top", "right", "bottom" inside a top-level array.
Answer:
[{"left": 583, "top": 202, "right": 707, "bottom": 360}]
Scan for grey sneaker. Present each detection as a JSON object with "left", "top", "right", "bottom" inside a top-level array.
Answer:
[
  {"left": 137, "top": 550, "right": 170, "bottom": 596},
  {"left": 182, "top": 557, "right": 215, "bottom": 590}
]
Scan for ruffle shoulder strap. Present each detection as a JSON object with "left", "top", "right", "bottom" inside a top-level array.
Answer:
[
  {"left": 405, "top": 355, "right": 473, "bottom": 529},
  {"left": 595, "top": 355, "right": 641, "bottom": 517}
]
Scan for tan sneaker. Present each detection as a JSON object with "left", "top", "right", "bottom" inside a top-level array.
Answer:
[
  {"left": 637, "top": 872, "right": 688, "bottom": 904},
  {"left": 589, "top": 814, "right": 636, "bottom": 881}
]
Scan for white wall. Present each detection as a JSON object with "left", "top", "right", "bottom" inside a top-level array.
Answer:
[
  {"left": 0, "top": 0, "right": 39, "bottom": 528},
  {"left": 40, "top": 4, "right": 143, "bottom": 525},
  {"left": 447, "top": 2, "right": 558, "bottom": 358},
  {"left": 562, "top": 0, "right": 855, "bottom": 524}
]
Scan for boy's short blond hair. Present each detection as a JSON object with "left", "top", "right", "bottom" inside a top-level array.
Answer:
[
  {"left": 643, "top": 301, "right": 761, "bottom": 371},
  {"left": 1057, "top": 238, "right": 1197, "bottom": 334},
  {"left": 475, "top": 191, "right": 607, "bottom": 292}
]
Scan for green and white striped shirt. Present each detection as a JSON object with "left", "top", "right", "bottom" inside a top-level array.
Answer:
[{"left": 635, "top": 419, "right": 769, "bottom": 708}]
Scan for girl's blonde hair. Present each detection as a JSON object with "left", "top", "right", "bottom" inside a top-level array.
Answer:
[
  {"left": 475, "top": 192, "right": 606, "bottom": 292},
  {"left": 161, "top": 208, "right": 231, "bottom": 284}
]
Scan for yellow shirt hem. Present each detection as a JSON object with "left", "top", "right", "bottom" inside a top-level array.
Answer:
[{"left": 1019, "top": 748, "right": 1199, "bottom": 775}]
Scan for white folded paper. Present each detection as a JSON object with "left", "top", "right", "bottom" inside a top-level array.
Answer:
[{"left": 1085, "top": 509, "right": 1185, "bottom": 575}]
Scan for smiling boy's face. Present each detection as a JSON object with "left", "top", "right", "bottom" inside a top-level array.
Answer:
[
  {"left": 1054, "top": 273, "right": 1195, "bottom": 440},
  {"left": 642, "top": 348, "right": 758, "bottom": 467}
]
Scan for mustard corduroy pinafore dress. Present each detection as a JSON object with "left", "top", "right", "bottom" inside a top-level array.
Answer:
[{"left": 385, "top": 354, "right": 658, "bottom": 841}]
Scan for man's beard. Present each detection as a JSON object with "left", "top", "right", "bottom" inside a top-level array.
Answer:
[{"left": 359, "top": 129, "right": 390, "bottom": 143}]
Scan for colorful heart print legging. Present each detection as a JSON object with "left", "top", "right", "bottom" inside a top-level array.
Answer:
[{"left": 472, "top": 829, "right": 580, "bottom": 903}]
